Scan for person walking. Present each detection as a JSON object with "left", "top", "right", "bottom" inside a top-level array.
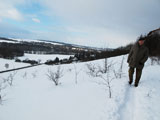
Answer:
[{"left": 127, "top": 37, "right": 149, "bottom": 87}]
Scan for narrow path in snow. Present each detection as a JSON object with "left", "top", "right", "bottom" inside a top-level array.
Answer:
[{"left": 117, "top": 84, "right": 136, "bottom": 120}]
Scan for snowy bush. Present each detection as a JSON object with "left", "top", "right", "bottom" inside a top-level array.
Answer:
[
  {"left": 3, "top": 71, "right": 17, "bottom": 86},
  {"left": 113, "top": 56, "right": 125, "bottom": 79},
  {"left": 0, "top": 80, "right": 7, "bottom": 105},
  {"left": 22, "top": 59, "right": 38, "bottom": 65},
  {"left": 4, "top": 63, "right": 9, "bottom": 69},
  {"left": 150, "top": 57, "right": 160, "bottom": 65},
  {"left": 15, "top": 58, "right": 21, "bottom": 62},
  {"left": 45, "top": 57, "right": 60, "bottom": 65},
  {"left": 46, "top": 66, "right": 63, "bottom": 86}
]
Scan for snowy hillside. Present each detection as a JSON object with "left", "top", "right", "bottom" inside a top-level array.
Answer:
[
  {"left": 0, "top": 38, "right": 62, "bottom": 46},
  {"left": 0, "top": 37, "right": 104, "bottom": 50},
  {"left": 0, "top": 54, "right": 160, "bottom": 120}
]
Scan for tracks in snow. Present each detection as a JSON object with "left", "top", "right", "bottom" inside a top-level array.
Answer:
[{"left": 117, "top": 84, "right": 136, "bottom": 120}]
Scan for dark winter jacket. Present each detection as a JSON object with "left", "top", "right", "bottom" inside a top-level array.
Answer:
[{"left": 127, "top": 42, "right": 149, "bottom": 69}]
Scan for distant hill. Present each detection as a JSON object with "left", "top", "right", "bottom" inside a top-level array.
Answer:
[
  {"left": 0, "top": 37, "right": 106, "bottom": 59},
  {"left": 0, "top": 37, "right": 105, "bottom": 51}
]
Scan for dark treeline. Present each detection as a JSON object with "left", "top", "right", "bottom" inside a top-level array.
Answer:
[
  {"left": 0, "top": 44, "right": 24, "bottom": 59},
  {"left": 145, "top": 32, "right": 160, "bottom": 57}
]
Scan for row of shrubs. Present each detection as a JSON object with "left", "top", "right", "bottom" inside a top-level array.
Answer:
[
  {"left": 15, "top": 56, "right": 79, "bottom": 66},
  {"left": 0, "top": 47, "right": 24, "bottom": 59},
  {"left": 45, "top": 52, "right": 102, "bottom": 65},
  {"left": 15, "top": 53, "right": 96, "bottom": 66},
  {"left": 45, "top": 56, "right": 78, "bottom": 65},
  {"left": 15, "top": 58, "right": 39, "bottom": 65}
]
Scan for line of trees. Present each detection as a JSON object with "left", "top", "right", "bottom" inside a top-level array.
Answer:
[
  {"left": 145, "top": 33, "right": 160, "bottom": 57},
  {"left": 0, "top": 46, "right": 24, "bottom": 59}
]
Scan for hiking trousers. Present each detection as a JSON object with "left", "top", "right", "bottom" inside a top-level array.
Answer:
[{"left": 128, "top": 67, "right": 143, "bottom": 86}]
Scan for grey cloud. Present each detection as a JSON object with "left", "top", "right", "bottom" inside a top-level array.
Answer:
[{"left": 42, "top": 0, "right": 160, "bottom": 35}]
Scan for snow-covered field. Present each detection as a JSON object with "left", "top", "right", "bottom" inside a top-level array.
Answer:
[
  {"left": 0, "top": 54, "right": 72, "bottom": 71},
  {"left": 0, "top": 54, "right": 160, "bottom": 120},
  {"left": 0, "top": 58, "right": 29, "bottom": 71},
  {"left": 18, "top": 53, "right": 72, "bottom": 63}
]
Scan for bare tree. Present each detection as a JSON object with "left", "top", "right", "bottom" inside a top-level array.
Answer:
[
  {"left": 119, "top": 56, "right": 125, "bottom": 78},
  {"left": 0, "top": 70, "right": 17, "bottom": 105},
  {"left": 22, "top": 71, "right": 28, "bottom": 78},
  {"left": 0, "top": 81, "right": 7, "bottom": 105},
  {"left": 73, "top": 64, "right": 82, "bottom": 84},
  {"left": 98, "top": 60, "right": 114, "bottom": 98},
  {"left": 46, "top": 66, "right": 63, "bottom": 86},
  {"left": 86, "top": 63, "right": 101, "bottom": 77},
  {"left": 98, "top": 76, "right": 114, "bottom": 98},
  {"left": 113, "top": 56, "right": 125, "bottom": 79},
  {"left": 86, "top": 59, "right": 114, "bottom": 98}
]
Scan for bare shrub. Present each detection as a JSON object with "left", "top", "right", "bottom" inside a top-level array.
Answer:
[
  {"left": 73, "top": 64, "right": 82, "bottom": 84},
  {"left": 32, "top": 71, "right": 37, "bottom": 78},
  {"left": 23, "top": 72, "right": 28, "bottom": 78},
  {"left": 4, "top": 63, "right": 9, "bottom": 69},
  {"left": 86, "top": 63, "right": 101, "bottom": 77},
  {"left": 0, "top": 81, "right": 7, "bottom": 105},
  {"left": 46, "top": 66, "right": 63, "bottom": 86},
  {"left": 113, "top": 56, "right": 125, "bottom": 79},
  {"left": 97, "top": 60, "right": 114, "bottom": 98},
  {"left": 3, "top": 71, "right": 17, "bottom": 86},
  {"left": 150, "top": 57, "right": 160, "bottom": 65},
  {"left": 86, "top": 59, "right": 114, "bottom": 98}
]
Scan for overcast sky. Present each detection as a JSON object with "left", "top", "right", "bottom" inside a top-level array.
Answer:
[{"left": 0, "top": 0, "right": 160, "bottom": 48}]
